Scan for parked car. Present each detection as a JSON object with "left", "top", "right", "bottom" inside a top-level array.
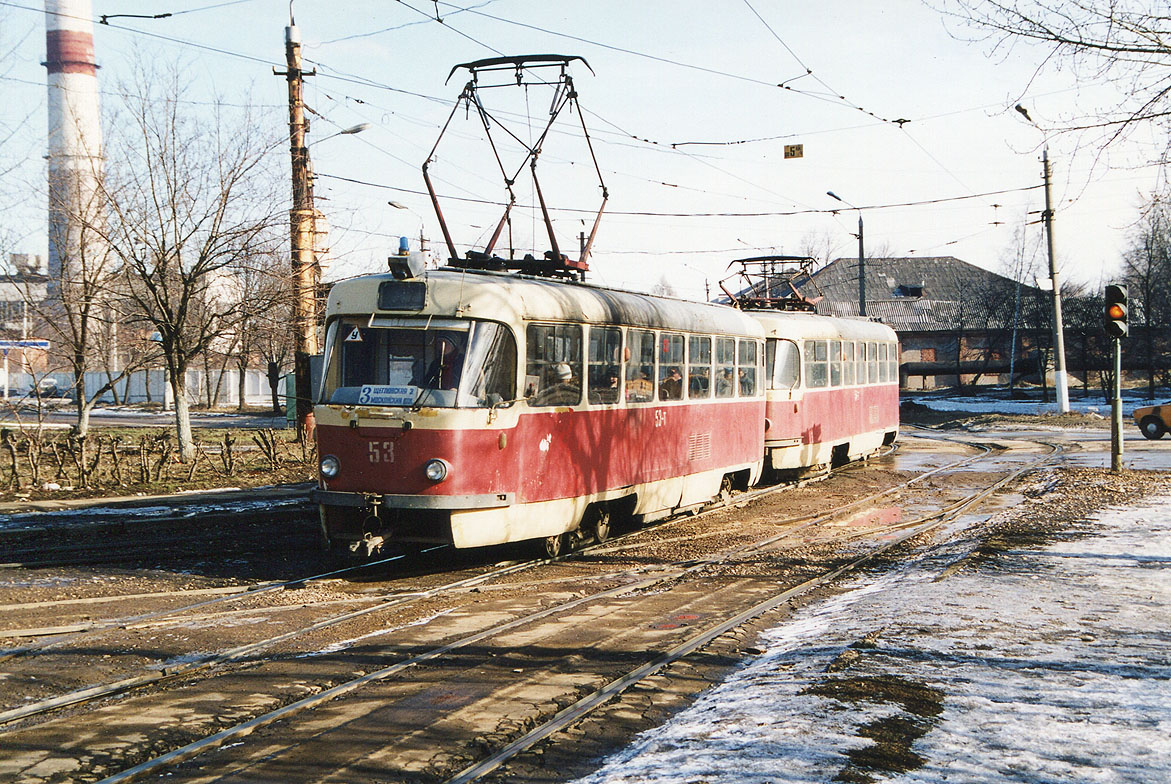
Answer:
[{"left": 1133, "top": 403, "right": 1171, "bottom": 439}]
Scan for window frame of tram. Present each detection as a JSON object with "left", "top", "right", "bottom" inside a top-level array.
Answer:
[
  {"left": 587, "top": 326, "right": 623, "bottom": 405},
  {"left": 804, "top": 339, "right": 828, "bottom": 388},
  {"left": 524, "top": 323, "right": 583, "bottom": 407},
  {"left": 625, "top": 328, "right": 656, "bottom": 404},
  {"left": 714, "top": 337, "right": 737, "bottom": 398},
  {"left": 658, "top": 332, "right": 685, "bottom": 402},
  {"left": 737, "top": 339, "right": 758, "bottom": 396},
  {"left": 688, "top": 335, "right": 712, "bottom": 399},
  {"left": 319, "top": 317, "right": 517, "bottom": 408},
  {"left": 767, "top": 338, "right": 801, "bottom": 391},
  {"left": 829, "top": 340, "right": 843, "bottom": 387}
]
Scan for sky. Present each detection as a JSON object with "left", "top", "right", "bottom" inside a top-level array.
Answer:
[{"left": 1, "top": 0, "right": 1166, "bottom": 301}]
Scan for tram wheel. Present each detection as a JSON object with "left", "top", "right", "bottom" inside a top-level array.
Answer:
[
  {"left": 591, "top": 507, "right": 612, "bottom": 543},
  {"left": 719, "top": 474, "right": 734, "bottom": 503},
  {"left": 543, "top": 533, "right": 568, "bottom": 559},
  {"left": 1141, "top": 416, "right": 1166, "bottom": 440}
]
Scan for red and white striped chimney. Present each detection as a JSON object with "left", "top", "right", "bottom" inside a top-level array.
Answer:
[{"left": 44, "top": 0, "right": 103, "bottom": 280}]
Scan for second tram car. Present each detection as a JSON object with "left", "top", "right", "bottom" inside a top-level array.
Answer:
[
  {"left": 312, "top": 262, "right": 766, "bottom": 557},
  {"left": 753, "top": 310, "right": 900, "bottom": 473}
]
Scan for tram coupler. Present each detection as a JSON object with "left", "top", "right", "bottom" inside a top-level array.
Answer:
[{"left": 353, "top": 499, "right": 389, "bottom": 557}]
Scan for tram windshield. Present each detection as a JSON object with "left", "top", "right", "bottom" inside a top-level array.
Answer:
[{"left": 320, "top": 318, "right": 517, "bottom": 408}]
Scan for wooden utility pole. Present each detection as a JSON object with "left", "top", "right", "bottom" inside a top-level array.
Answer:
[{"left": 279, "top": 16, "right": 317, "bottom": 440}]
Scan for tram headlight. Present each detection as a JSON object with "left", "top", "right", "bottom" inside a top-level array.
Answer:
[
  {"left": 424, "top": 458, "right": 450, "bottom": 483},
  {"left": 320, "top": 455, "right": 341, "bottom": 479}
]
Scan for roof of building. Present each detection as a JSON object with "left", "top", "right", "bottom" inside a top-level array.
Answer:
[{"left": 795, "top": 256, "right": 1039, "bottom": 332}]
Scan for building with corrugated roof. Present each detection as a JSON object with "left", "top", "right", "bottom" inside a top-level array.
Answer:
[{"left": 796, "top": 256, "right": 1048, "bottom": 389}]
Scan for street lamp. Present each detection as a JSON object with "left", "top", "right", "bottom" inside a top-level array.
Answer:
[
  {"left": 1015, "top": 105, "right": 1070, "bottom": 413},
  {"left": 316, "top": 122, "right": 371, "bottom": 145},
  {"left": 827, "top": 191, "right": 866, "bottom": 317}
]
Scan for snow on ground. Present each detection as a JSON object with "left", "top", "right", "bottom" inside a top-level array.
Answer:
[
  {"left": 906, "top": 391, "right": 1161, "bottom": 417},
  {"left": 575, "top": 497, "right": 1171, "bottom": 784}
]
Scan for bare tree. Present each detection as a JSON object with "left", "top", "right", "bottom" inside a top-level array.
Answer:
[
  {"left": 938, "top": 1, "right": 1171, "bottom": 153},
  {"left": 650, "top": 275, "right": 678, "bottom": 298},
  {"left": 95, "top": 64, "right": 283, "bottom": 460},
  {"left": 1122, "top": 196, "right": 1171, "bottom": 396},
  {"left": 231, "top": 248, "right": 294, "bottom": 412},
  {"left": 24, "top": 164, "right": 152, "bottom": 436}
]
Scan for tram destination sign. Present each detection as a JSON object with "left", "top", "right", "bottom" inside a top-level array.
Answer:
[{"left": 0, "top": 339, "right": 50, "bottom": 350}]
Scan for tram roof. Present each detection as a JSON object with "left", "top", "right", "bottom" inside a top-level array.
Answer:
[
  {"left": 326, "top": 267, "right": 765, "bottom": 337},
  {"left": 747, "top": 309, "right": 898, "bottom": 342}
]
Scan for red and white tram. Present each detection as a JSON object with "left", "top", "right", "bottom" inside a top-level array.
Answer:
[
  {"left": 312, "top": 261, "right": 766, "bottom": 557},
  {"left": 753, "top": 310, "right": 899, "bottom": 473}
]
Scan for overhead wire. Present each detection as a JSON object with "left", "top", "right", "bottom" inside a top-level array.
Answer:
[
  {"left": 5, "top": 0, "right": 1062, "bottom": 267},
  {"left": 317, "top": 171, "right": 1040, "bottom": 217}
]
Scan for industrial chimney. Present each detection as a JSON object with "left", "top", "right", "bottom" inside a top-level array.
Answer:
[{"left": 44, "top": 0, "right": 104, "bottom": 282}]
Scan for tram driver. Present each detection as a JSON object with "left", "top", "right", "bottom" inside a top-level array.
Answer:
[{"left": 531, "top": 362, "right": 581, "bottom": 406}]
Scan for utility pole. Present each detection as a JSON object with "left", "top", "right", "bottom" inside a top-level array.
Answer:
[
  {"left": 827, "top": 191, "right": 865, "bottom": 317},
  {"left": 1041, "top": 147, "right": 1070, "bottom": 413},
  {"left": 856, "top": 212, "right": 865, "bottom": 317},
  {"left": 279, "top": 14, "right": 317, "bottom": 440}
]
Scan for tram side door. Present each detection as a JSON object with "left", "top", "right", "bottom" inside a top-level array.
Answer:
[{"left": 766, "top": 337, "right": 804, "bottom": 438}]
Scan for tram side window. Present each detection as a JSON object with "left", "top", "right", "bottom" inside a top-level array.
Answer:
[
  {"left": 867, "top": 341, "right": 878, "bottom": 384},
  {"left": 772, "top": 339, "right": 800, "bottom": 389},
  {"left": 738, "top": 339, "right": 758, "bottom": 396},
  {"left": 688, "top": 336, "right": 712, "bottom": 399},
  {"left": 879, "top": 343, "right": 889, "bottom": 383},
  {"left": 805, "top": 340, "right": 828, "bottom": 388},
  {"left": 625, "top": 329, "right": 656, "bottom": 404},
  {"left": 715, "top": 337, "right": 737, "bottom": 398},
  {"left": 658, "top": 333, "right": 685, "bottom": 401},
  {"left": 829, "top": 341, "right": 843, "bottom": 387},
  {"left": 843, "top": 340, "right": 856, "bottom": 386},
  {"left": 525, "top": 324, "right": 582, "bottom": 407},
  {"left": 587, "top": 326, "right": 623, "bottom": 405},
  {"left": 889, "top": 342, "right": 899, "bottom": 381}
]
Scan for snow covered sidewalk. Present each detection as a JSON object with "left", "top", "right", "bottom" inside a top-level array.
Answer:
[{"left": 575, "top": 493, "right": 1171, "bottom": 783}]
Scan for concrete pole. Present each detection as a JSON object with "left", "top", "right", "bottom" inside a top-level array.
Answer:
[
  {"left": 284, "top": 19, "right": 317, "bottom": 440},
  {"left": 1042, "top": 147, "right": 1070, "bottom": 413}
]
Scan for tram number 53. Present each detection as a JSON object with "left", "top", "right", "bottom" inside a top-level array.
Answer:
[{"left": 368, "top": 441, "right": 394, "bottom": 463}]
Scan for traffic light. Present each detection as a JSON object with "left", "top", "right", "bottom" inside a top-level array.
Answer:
[{"left": 1104, "top": 284, "right": 1128, "bottom": 339}]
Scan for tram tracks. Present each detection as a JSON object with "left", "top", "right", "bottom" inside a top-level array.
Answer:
[
  {"left": 0, "top": 437, "right": 1001, "bottom": 736},
  {"left": 0, "top": 434, "right": 1058, "bottom": 783}
]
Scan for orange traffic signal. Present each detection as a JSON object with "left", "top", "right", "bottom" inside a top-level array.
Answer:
[{"left": 1104, "top": 284, "right": 1128, "bottom": 339}]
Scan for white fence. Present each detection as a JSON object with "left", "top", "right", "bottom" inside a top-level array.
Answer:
[{"left": 0, "top": 368, "right": 281, "bottom": 408}]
